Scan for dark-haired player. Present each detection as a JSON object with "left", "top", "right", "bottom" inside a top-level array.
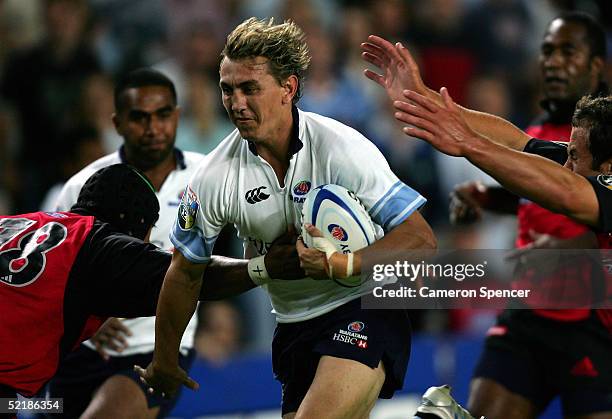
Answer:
[
  {"left": 48, "top": 68, "right": 204, "bottom": 418},
  {"left": 446, "top": 13, "right": 611, "bottom": 419},
  {"left": 363, "top": 25, "right": 612, "bottom": 419},
  {"left": 138, "top": 17, "right": 435, "bottom": 419}
]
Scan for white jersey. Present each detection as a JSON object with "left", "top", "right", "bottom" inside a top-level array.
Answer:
[
  {"left": 55, "top": 148, "right": 205, "bottom": 356},
  {"left": 171, "top": 109, "right": 426, "bottom": 323}
]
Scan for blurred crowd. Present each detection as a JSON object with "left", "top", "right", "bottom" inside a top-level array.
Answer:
[{"left": 1, "top": 0, "right": 611, "bottom": 357}]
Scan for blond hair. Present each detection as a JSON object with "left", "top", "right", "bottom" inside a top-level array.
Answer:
[{"left": 222, "top": 17, "right": 311, "bottom": 103}]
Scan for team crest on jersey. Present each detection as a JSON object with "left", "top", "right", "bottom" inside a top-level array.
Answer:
[
  {"left": 328, "top": 224, "right": 348, "bottom": 241},
  {"left": 178, "top": 186, "right": 199, "bottom": 230},
  {"left": 597, "top": 175, "right": 612, "bottom": 190},
  {"left": 292, "top": 180, "right": 311, "bottom": 203},
  {"left": 348, "top": 321, "right": 365, "bottom": 332}
]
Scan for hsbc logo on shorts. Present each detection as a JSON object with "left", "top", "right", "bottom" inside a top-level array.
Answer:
[{"left": 332, "top": 322, "right": 368, "bottom": 349}]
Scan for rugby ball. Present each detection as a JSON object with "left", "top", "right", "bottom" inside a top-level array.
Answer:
[{"left": 301, "top": 184, "right": 377, "bottom": 287}]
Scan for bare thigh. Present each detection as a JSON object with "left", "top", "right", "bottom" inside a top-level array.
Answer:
[
  {"left": 80, "top": 375, "right": 160, "bottom": 419},
  {"left": 291, "top": 355, "right": 386, "bottom": 419},
  {"left": 468, "top": 377, "right": 538, "bottom": 419}
]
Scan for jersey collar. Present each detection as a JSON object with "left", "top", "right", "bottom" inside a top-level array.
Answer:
[{"left": 246, "top": 106, "right": 303, "bottom": 157}]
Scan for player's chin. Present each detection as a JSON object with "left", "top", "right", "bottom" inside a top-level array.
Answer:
[{"left": 141, "top": 147, "right": 173, "bottom": 165}]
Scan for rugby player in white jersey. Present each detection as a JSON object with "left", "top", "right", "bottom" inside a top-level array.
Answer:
[
  {"left": 136, "top": 18, "right": 436, "bottom": 419},
  {"left": 49, "top": 69, "right": 205, "bottom": 419}
]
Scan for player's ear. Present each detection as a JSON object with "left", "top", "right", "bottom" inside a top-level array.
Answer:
[
  {"left": 281, "top": 75, "right": 299, "bottom": 105},
  {"left": 599, "top": 156, "right": 612, "bottom": 175},
  {"left": 589, "top": 56, "right": 604, "bottom": 77},
  {"left": 112, "top": 113, "right": 121, "bottom": 133}
]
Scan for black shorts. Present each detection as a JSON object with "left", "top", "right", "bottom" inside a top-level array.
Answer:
[
  {"left": 272, "top": 298, "right": 411, "bottom": 415},
  {"left": 47, "top": 345, "right": 195, "bottom": 418},
  {"left": 473, "top": 309, "right": 612, "bottom": 416}
]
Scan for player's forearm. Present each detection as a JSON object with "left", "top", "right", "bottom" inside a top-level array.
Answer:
[
  {"left": 465, "top": 135, "right": 599, "bottom": 226},
  {"left": 200, "top": 256, "right": 255, "bottom": 300},
  {"left": 357, "top": 212, "right": 437, "bottom": 270},
  {"left": 423, "top": 87, "right": 530, "bottom": 151},
  {"left": 154, "top": 269, "right": 202, "bottom": 366},
  {"left": 460, "top": 107, "right": 531, "bottom": 150}
]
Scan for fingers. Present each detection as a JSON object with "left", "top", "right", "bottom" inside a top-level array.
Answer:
[
  {"left": 366, "top": 35, "right": 401, "bottom": 62},
  {"left": 440, "top": 87, "right": 459, "bottom": 112},
  {"left": 362, "top": 68, "right": 386, "bottom": 88},
  {"left": 395, "top": 112, "right": 438, "bottom": 137},
  {"left": 395, "top": 41, "right": 420, "bottom": 74},
  {"left": 304, "top": 223, "right": 323, "bottom": 238},
  {"left": 113, "top": 320, "right": 133, "bottom": 337},
  {"left": 133, "top": 365, "right": 147, "bottom": 380},
  {"left": 183, "top": 375, "right": 199, "bottom": 391},
  {"left": 296, "top": 236, "right": 307, "bottom": 252},
  {"left": 402, "top": 125, "right": 434, "bottom": 142},
  {"left": 400, "top": 90, "right": 440, "bottom": 113},
  {"left": 94, "top": 341, "right": 109, "bottom": 361},
  {"left": 361, "top": 50, "right": 385, "bottom": 69},
  {"left": 393, "top": 98, "right": 439, "bottom": 122}
]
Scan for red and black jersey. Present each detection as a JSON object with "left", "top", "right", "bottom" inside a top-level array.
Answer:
[
  {"left": 519, "top": 121, "right": 591, "bottom": 321},
  {"left": 0, "top": 211, "right": 172, "bottom": 396},
  {"left": 522, "top": 139, "right": 612, "bottom": 325},
  {"left": 520, "top": 121, "right": 588, "bottom": 249},
  {"left": 0, "top": 212, "right": 95, "bottom": 396}
]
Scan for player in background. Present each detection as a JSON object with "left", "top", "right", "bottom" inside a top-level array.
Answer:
[
  {"left": 362, "top": 33, "right": 612, "bottom": 419},
  {"left": 447, "top": 13, "right": 612, "bottom": 419},
  {"left": 137, "top": 17, "right": 436, "bottom": 419},
  {"left": 48, "top": 69, "right": 205, "bottom": 418},
  {"left": 451, "top": 12, "right": 607, "bottom": 241}
]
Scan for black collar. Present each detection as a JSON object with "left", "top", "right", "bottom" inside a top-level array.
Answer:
[{"left": 247, "top": 106, "right": 303, "bottom": 157}]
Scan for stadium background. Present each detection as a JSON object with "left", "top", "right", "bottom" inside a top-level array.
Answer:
[{"left": 0, "top": 0, "right": 610, "bottom": 417}]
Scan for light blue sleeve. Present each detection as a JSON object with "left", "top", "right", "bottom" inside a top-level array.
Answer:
[
  {"left": 169, "top": 173, "right": 226, "bottom": 264},
  {"left": 369, "top": 181, "right": 427, "bottom": 232}
]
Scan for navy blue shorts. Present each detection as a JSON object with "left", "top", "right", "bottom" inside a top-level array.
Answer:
[
  {"left": 47, "top": 345, "right": 195, "bottom": 418},
  {"left": 272, "top": 298, "right": 412, "bottom": 415},
  {"left": 473, "top": 310, "right": 612, "bottom": 416}
]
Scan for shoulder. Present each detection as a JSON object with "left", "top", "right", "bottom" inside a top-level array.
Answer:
[
  {"left": 56, "top": 153, "right": 120, "bottom": 209},
  {"left": 64, "top": 153, "right": 121, "bottom": 189},
  {"left": 181, "top": 150, "right": 206, "bottom": 166},
  {"left": 188, "top": 130, "right": 243, "bottom": 192},
  {"left": 299, "top": 109, "right": 379, "bottom": 155}
]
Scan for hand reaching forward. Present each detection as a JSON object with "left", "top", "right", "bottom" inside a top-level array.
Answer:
[
  {"left": 393, "top": 87, "right": 482, "bottom": 157},
  {"left": 361, "top": 35, "right": 428, "bottom": 103}
]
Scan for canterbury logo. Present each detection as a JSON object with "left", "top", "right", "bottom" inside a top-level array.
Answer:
[{"left": 245, "top": 186, "right": 270, "bottom": 204}]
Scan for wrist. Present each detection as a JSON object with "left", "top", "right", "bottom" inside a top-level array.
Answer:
[
  {"left": 330, "top": 252, "right": 362, "bottom": 279},
  {"left": 248, "top": 255, "right": 271, "bottom": 286}
]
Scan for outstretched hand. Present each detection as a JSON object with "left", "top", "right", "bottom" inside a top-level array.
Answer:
[
  {"left": 134, "top": 362, "right": 199, "bottom": 400},
  {"left": 361, "top": 35, "right": 427, "bottom": 103},
  {"left": 393, "top": 87, "right": 481, "bottom": 157}
]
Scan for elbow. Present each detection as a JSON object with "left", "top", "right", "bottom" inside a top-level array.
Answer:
[{"left": 423, "top": 228, "right": 438, "bottom": 250}]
